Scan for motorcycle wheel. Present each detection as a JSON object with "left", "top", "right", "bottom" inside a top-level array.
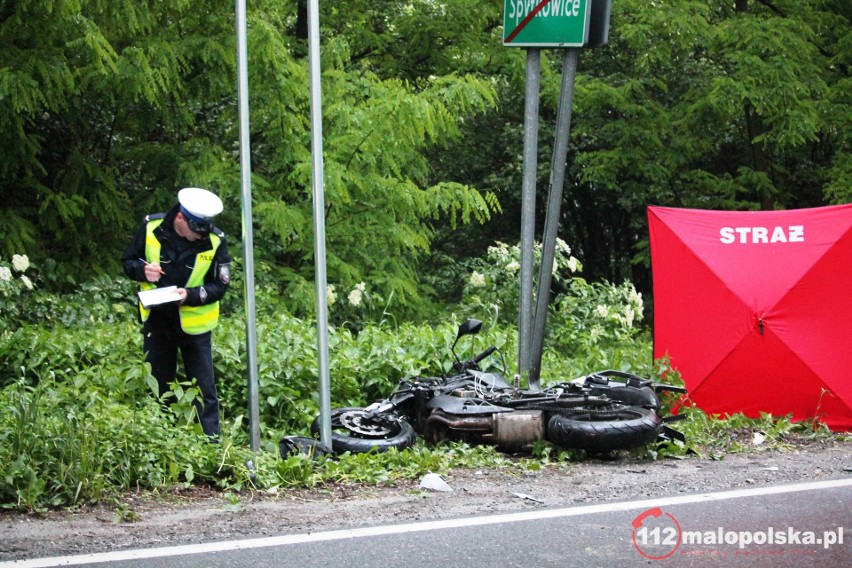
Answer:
[
  {"left": 310, "top": 407, "right": 417, "bottom": 454},
  {"left": 546, "top": 404, "right": 661, "bottom": 452}
]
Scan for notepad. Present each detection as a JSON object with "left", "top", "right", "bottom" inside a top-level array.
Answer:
[{"left": 138, "top": 286, "right": 182, "bottom": 309}]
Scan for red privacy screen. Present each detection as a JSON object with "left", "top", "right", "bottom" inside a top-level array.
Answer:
[{"left": 649, "top": 205, "right": 852, "bottom": 431}]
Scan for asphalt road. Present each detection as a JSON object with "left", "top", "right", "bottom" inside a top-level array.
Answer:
[{"left": 6, "top": 478, "right": 850, "bottom": 568}]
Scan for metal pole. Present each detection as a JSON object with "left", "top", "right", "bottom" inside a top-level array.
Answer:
[
  {"left": 307, "top": 0, "right": 332, "bottom": 448},
  {"left": 518, "top": 48, "right": 541, "bottom": 383},
  {"left": 529, "top": 49, "right": 580, "bottom": 388},
  {"left": 235, "top": 0, "right": 260, "bottom": 451}
]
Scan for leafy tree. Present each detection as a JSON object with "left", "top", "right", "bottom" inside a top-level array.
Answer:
[
  {"left": 426, "top": 0, "right": 850, "bottom": 289},
  {"left": 239, "top": 4, "right": 501, "bottom": 316},
  {"left": 0, "top": 1, "right": 241, "bottom": 270},
  {"left": 0, "top": 1, "right": 501, "bottom": 317},
  {"left": 1, "top": 0, "right": 847, "bottom": 313}
]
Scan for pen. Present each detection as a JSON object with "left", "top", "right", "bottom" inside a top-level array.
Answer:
[{"left": 139, "top": 258, "right": 165, "bottom": 275}]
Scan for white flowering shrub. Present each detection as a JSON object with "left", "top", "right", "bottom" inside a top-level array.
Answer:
[
  {"left": 321, "top": 280, "right": 399, "bottom": 332},
  {"left": 0, "top": 258, "right": 138, "bottom": 331},
  {"left": 455, "top": 240, "right": 651, "bottom": 376},
  {"left": 326, "top": 284, "right": 337, "bottom": 306},
  {"left": 458, "top": 239, "right": 582, "bottom": 324},
  {"left": 347, "top": 282, "right": 366, "bottom": 307},
  {"left": 0, "top": 254, "right": 36, "bottom": 329},
  {"left": 550, "top": 278, "right": 645, "bottom": 350}
]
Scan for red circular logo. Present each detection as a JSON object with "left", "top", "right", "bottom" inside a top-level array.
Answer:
[{"left": 631, "top": 507, "right": 683, "bottom": 560}]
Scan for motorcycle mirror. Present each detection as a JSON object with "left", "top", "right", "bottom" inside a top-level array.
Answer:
[
  {"left": 452, "top": 319, "right": 482, "bottom": 364},
  {"left": 457, "top": 319, "right": 482, "bottom": 338}
]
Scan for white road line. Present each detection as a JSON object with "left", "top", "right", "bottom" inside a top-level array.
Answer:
[{"left": 3, "top": 477, "right": 850, "bottom": 567}]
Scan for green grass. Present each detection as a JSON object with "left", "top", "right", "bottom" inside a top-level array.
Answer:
[{"left": 0, "top": 282, "right": 847, "bottom": 512}]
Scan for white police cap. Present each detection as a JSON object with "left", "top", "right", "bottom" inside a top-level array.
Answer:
[{"left": 178, "top": 187, "right": 223, "bottom": 232}]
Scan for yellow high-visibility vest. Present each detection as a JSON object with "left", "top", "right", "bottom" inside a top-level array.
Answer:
[{"left": 138, "top": 218, "right": 222, "bottom": 334}]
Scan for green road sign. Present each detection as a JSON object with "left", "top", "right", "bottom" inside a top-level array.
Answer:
[{"left": 503, "top": 0, "right": 591, "bottom": 47}]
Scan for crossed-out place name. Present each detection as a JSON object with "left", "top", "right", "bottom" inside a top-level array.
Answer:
[{"left": 507, "top": 0, "right": 583, "bottom": 26}]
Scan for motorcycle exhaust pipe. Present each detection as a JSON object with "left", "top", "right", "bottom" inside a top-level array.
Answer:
[
  {"left": 424, "top": 411, "right": 491, "bottom": 444},
  {"left": 492, "top": 410, "right": 544, "bottom": 450},
  {"left": 425, "top": 409, "right": 545, "bottom": 450}
]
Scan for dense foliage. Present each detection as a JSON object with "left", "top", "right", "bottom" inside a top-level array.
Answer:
[{"left": 1, "top": 1, "right": 848, "bottom": 310}]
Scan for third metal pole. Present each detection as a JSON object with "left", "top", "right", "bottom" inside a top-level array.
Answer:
[{"left": 529, "top": 48, "right": 579, "bottom": 388}]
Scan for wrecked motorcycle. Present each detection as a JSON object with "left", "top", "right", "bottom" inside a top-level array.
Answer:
[{"left": 310, "top": 319, "right": 686, "bottom": 454}]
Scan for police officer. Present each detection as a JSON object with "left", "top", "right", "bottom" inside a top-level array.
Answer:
[{"left": 122, "top": 187, "right": 232, "bottom": 438}]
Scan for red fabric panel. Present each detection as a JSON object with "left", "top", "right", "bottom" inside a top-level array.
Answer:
[
  {"left": 649, "top": 204, "right": 852, "bottom": 431},
  {"left": 650, "top": 215, "right": 751, "bottom": 386}
]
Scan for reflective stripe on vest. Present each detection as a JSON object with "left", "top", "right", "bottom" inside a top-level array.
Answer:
[{"left": 138, "top": 218, "right": 222, "bottom": 334}]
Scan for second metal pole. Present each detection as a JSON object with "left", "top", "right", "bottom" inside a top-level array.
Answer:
[
  {"left": 235, "top": 0, "right": 260, "bottom": 451},
  {"left": 518, "top": 48, "right": 541, "bottom": 384}
]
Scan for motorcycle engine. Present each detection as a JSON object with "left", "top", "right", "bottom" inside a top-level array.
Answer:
[{"left": 450, "top": 388, "right": 477, "bottom": 398}]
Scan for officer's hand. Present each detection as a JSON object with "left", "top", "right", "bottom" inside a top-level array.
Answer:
[
  {"left": 176, "top": 288, "right": 188, "bottom": 304},
  {"left": 144, "top": 263, "right": 165, "bottom": 282}
]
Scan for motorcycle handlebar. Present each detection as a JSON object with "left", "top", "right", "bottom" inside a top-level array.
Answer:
[
  {"left": 472, "top": 346, "right": 497, "bottom": 365},
  {"left": 451, "top": 346, "right": 498, "bottom": 374}
]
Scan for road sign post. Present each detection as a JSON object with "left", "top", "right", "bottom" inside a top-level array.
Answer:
[{"left": 504, "top": 1, "right": 612, "bottom": 384}]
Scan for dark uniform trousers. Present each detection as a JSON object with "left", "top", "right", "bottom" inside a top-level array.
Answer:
[{"left": 143, "top": 323, "right": 219, "bottom": 437}]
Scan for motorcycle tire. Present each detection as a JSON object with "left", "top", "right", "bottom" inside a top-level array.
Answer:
[
  {"left": 546, "top": 404, "right": 661, "bottom": 452},
  {"left": 310, "top": 407, "right": 417, "bottom": 454}
]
